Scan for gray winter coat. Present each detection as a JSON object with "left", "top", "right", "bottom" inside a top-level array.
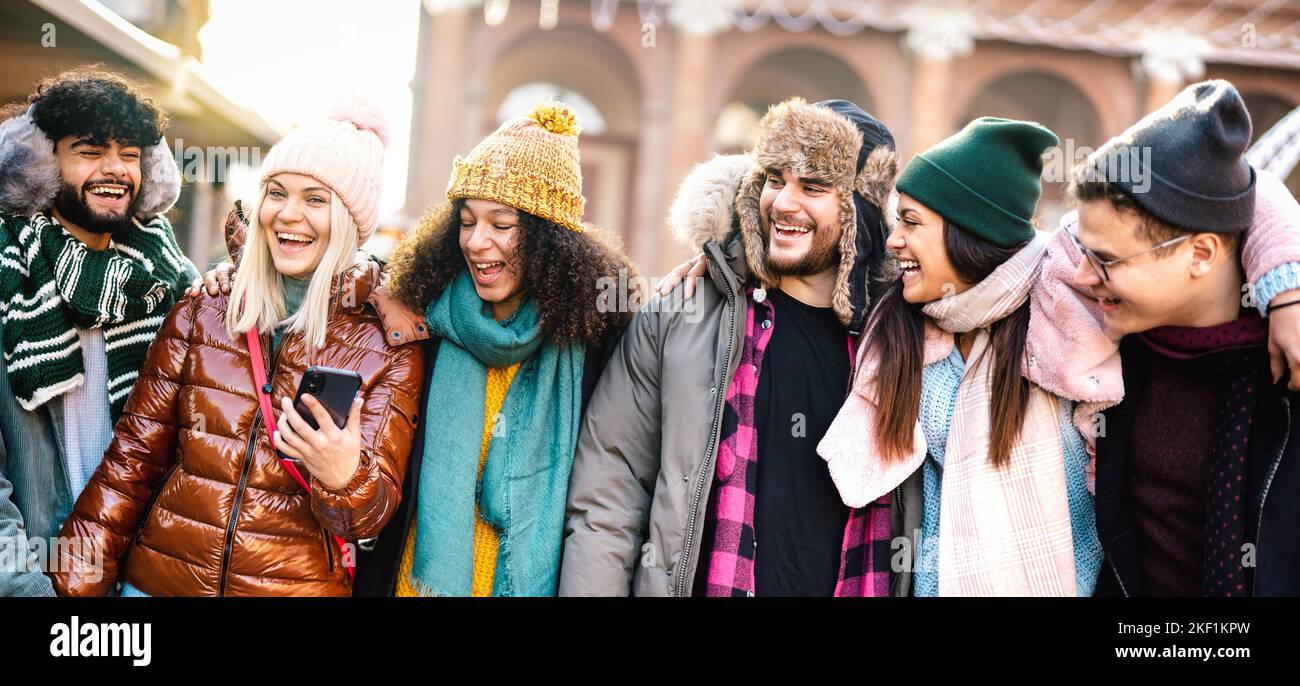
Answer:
[
  {"left": 559, "top": 157, "right": 752, "bottom": 596},
  {"left": 560, "top": 140, "right": 901, "bottom": 595}
]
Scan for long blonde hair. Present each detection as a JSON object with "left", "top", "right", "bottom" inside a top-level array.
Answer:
[{"left": 225, "top": 182, "right": 362, "bottom": 351}]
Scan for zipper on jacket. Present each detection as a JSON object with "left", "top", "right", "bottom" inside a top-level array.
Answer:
[
  {"left": 1107, "top": 556, "right": 1130, "bottom": 597},
  {"left": 218, "top": 335, "right": 285, "bottom": 596},
  {"left": 890, "top": 483, "right": 903, "bottom": 596},
  {"left": 1253, "top": 395, "right": 1288, "bottom": 597},
  {"left": 892, "top": 483, "right": 906, "bottom": 597},
  {"left": 675, "top": 255, "right": 739, "bottom": 597}
]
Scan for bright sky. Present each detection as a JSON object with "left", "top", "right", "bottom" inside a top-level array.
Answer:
[{"left": 198, "top": 0, "right": 421, "bottom": 218}]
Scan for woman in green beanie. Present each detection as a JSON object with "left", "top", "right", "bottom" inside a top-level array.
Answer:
[{"left": 818, "top": 117, "right": 1107, "bottom": 596}]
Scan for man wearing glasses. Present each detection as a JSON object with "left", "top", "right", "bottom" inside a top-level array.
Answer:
[{"left": 1066, "top": 80, "right": 1300, "bottom": 597}]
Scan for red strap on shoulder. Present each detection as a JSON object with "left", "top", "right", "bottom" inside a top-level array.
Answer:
[{"left": 245, "top": 329, "right": 354, "bottom": 579}]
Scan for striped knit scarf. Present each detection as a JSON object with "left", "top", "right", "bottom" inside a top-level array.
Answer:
[{"left": 0, "top": 211, "right": 186, "bottom": 418}]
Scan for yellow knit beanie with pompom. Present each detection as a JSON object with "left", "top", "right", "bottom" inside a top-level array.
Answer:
[{"left": 445, "top": 101, "right": 585, "bottom": 233}]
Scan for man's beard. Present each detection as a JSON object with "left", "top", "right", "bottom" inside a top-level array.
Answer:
[
  {"left": 53, "top": 179, "right": 138, "bottom": 237},
  {"left": 764, "top": 216, "right": 841, "bottom": 277}
]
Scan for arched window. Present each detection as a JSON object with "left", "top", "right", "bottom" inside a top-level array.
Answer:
[
  {"left": 1244, "top": 93, "right": 1300, "bottom": 196},
  {"left": 961, "top": 71, "right": 1103, "bottom": 229},
  {"left": 496, "top": 82, "right": 608, "bottom": 136},
  {"left": 717, "top": 48, "right": 873, "bottom": 153}
]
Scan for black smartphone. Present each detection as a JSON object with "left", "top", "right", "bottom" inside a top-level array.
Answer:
[{"left": 291, "top": 366, "right": 363, "bottom": 431}]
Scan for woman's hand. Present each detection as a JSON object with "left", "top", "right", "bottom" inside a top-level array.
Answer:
[
  {"left": 1268, "top": 288, "right": 1300, "bottom": 390},
  {"left": 656, "top": 252, "right": 709, "bottom": 299},
  {"left": 276, "top": 395, "right": 364, "bottom": 491},
  {"left": 186, "top": 262, "right": 234, "bottom": 297}
]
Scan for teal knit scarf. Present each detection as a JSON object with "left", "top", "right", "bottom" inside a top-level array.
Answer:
[{"left": 410, "top": 269, "right": 584, "bottom": 596}]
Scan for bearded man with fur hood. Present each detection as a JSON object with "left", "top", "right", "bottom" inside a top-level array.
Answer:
[
  {"left": 560, "top": 97, "right": 898, "bottom": 596},
  {"left": 0, "top": 68, "right": 197, "bottom": 596}
]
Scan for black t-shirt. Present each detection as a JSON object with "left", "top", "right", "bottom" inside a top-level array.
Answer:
[
  {"left": 694, "top": 288, "right": 853, "bottom": 596},
  {"left": 753, "top": 288, "right": 852, "bottom": 596}
]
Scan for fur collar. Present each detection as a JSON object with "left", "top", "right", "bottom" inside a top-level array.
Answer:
[
  {"left": 668, "top": 152, "right": 751, "bottom": 251},
  {"left": 0, "top": 110, "right": 181, "bottom": 218}
]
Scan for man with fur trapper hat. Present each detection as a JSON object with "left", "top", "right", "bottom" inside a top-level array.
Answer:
[
  {"left": 559, "top": 97, "right": 898, "bottom": 596},
  {"left": 0, "top": 67, "right": 197, "bottom": 596}
]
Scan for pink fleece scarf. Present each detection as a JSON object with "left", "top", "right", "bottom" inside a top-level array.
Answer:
[{"left": 820, "top": 231, "right": 1123, "bottom": 595}]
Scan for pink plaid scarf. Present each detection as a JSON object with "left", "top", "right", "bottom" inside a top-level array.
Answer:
[{"left": 702, "top": 287, "right": 885, "bottom": 596}]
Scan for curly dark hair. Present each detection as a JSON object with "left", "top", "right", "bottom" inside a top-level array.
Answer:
[
  {"left": 387, "top": 200, "right": 640, "bottom": 347},
  {"left": 27, "top": 66, "right": 167, "bottom": 147}
]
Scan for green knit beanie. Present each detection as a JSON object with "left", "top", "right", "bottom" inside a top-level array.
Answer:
[{"left": 896, "top": 117, "right": 1058, "bottom": 248}]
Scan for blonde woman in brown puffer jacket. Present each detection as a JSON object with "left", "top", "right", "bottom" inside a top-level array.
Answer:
[{"left": 51, "top": 104, "right": 427, "bottom": 596}]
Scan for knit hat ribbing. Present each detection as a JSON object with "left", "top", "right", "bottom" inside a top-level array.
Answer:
[
  {"left": 446, "top": 102, "right": 585, "bottom": 233},
  {"left": 896, "top": 117, "right": 1058, "bottom": 248},
  {"left": 1080, "top": 79, "right": 1256, "bottom": 234},
  {"left": 259, "top": 98, "right": 389, "bottom": 245}
]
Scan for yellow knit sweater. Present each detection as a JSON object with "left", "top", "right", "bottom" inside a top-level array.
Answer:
[{"left": 397, "top": 363, "right": 521, "bottom": 597}]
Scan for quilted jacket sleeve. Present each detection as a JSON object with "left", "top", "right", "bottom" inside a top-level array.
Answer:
[
  {"left": 50, "top": 295, "right": 196, "bottom": 596},
  {"left": 309, "top": 336, "right": 426, "bottom": 541}
]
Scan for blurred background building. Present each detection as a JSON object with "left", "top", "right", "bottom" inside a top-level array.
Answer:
[
  {"left": 409, "top": 0, "right": 1300, "bottom": 273},
  {"left": 2, "top": 1, "right": 1298, "bottom": 274},
  {"left": 0, "top": 0, "right": 283, "bottom": 268}
]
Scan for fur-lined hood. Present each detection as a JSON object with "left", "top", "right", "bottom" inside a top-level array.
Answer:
[
  {"left": 668, "top": 98, "right": 899, "bottom": 331},
  {"left": 0, "top": 109, "right": 180, "bottom": 218},
  {"left": 668, "top": 152, "right": 752, "bottom": 252}
]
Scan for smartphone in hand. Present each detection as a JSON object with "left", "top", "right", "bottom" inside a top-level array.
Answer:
[
  {"left": 291, "top": 366, "right": 363, "bottom": 431},
  {"left": 277, "top": 366, "right": 363, "bottom": 466}
]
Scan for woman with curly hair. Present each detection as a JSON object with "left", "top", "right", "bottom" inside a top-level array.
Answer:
[{"left": 352, "top": 102, "right": 639, "bottom": 597}]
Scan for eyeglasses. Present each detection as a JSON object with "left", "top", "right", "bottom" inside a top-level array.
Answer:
[{"left": 1064, "top": 227, "right": 1190, "bottom": 282}]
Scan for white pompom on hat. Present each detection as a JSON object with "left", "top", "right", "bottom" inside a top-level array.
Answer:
[{"left": 259, "top": 98, "right": 389, "bottom": 244}]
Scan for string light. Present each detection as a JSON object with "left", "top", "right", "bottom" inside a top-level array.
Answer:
[
  {"left": 541, "top": 0, "right": 559, "bottom": 30},
  {"left": 591, "top": 0, "right": 618, "bottom": 32},
  {"left": 484, "top": 0, "right": 510, "bottom": 27},
  {"left": 422, "top": 0, "right": 481, "bottom": 14}
]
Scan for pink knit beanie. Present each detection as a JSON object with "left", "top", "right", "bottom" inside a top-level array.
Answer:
[{"left": 259, "top": 98, "right": 389, "bottom": 244}]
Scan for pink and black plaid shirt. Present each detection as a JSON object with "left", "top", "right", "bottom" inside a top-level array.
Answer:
[{"left": 702, "top": 286, "right": 892, "bottom": 597}]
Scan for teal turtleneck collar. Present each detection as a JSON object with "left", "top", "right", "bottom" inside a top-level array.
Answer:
[
  {"left": 272, "top": 274, "right": 311, "bottom": 351},
  {"left": 281, "top": 274, "right": 310, "bottom": 317}
]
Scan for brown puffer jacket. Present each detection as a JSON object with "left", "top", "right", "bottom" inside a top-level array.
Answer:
[{"left": 51, "top": 257, "right": 429, "bottom": 596}]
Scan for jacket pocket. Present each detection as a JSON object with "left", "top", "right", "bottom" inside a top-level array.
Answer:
[{"left": 135, "top": 463, "right": 182, "bottom": 541}]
